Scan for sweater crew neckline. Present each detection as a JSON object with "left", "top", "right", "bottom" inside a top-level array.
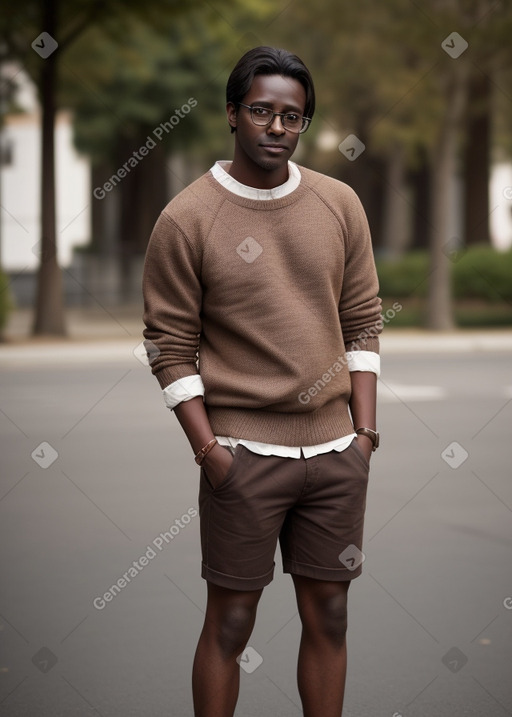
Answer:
[
  {"left": 211, "top": 160, "right": 301, "bottom": 200},
  {"left": 207, "top": 162, "right": 308, "bottom": 210}
]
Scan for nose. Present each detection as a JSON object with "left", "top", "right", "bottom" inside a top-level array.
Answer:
[{"left": 268, "top": 113, "right": 286, "bottom": 135}]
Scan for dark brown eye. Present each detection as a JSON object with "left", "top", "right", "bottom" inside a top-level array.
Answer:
[{"left": 253, "top": 107, "right": 272, "bottom": 117}]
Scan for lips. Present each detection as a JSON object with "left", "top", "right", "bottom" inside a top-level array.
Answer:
[{"left": 260, "top": 144, "right": 288, "bottom": 153}]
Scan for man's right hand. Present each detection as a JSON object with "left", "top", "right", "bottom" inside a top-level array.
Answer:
[
  {"left": 201, "top": 443, "right": 234, "bottom": 490},
  {"left": 173, "top": 395, "right": 235, "bottom": 489}
]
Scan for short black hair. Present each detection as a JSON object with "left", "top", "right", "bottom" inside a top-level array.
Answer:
[{"left": 226, "top": 46, "right": 315, "bottom": 133}]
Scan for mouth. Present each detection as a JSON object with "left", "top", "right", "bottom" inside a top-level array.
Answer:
[{"left": 260, "top": 144, "right": 288, "bottom": 153}]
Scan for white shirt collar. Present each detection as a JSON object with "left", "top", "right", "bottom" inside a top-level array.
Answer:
[{"left": 210, "top": 160, "right": 301, "bottom": 200}]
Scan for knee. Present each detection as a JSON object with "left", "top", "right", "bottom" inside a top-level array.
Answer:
[
  {"left": 326, "top": 593, "right": 348, "bottom": 645},
  {"left": 306, "top": 592, "right": 348, "bottom": 649},
  {"left": 216, "top": 603, "right": 257, "bottom": 657}
]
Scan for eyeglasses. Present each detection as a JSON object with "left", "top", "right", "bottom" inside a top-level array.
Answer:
[{"left": 238, "top": 103, "right": 311, "bottom": 134}]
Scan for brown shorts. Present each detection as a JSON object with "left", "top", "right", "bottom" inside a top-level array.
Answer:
[{"left": 198, "top": 440, "right": 370, "bottom": 591}]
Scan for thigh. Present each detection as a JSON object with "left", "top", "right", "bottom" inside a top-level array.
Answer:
[
  {"left": 199, "top": 446, "right": 300, "bottom": 591},
  {"left": 292, "top": 574, "right": 350, "bottom": 615},
  {"left": 280, "top": 441, "right": 370, "bottom": 582}
]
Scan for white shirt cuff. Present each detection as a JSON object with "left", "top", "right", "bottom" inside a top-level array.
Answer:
[
  {"left": 163, "top": 374, "right": 205, "bottom": 410},
  {"left": 346, "top": 350, "right": 380, "bottom": 377}
]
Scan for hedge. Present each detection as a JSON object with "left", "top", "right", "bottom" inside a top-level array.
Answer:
[{"left": 376, "top": 245, "right": 512, "bottom": 303}]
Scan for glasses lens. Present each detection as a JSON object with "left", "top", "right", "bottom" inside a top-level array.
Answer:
[
  {"left": 298, "top": 117, "right": 310, "bottom": 133},
  {"left": 251, "top": 107, "right": 274, "bottom": 125},
  {"left": 282, "top": 114, "right": 302, "bottom": 132}
]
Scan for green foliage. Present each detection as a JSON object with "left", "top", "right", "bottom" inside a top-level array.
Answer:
[
  {"left": 58, "top": 1, "right": 276, "bottom": 163},
  {"left": 1, "top": 0, "right": 274, "bottom": 164},
  {"left": 380, "top": 298, "right": 512, "bottom": 327},
  {"left": 376, "top": 251, "right": 430, "bottom": 298},
  {"left": 377, "top": 246, "right": 512, "bottom": 303},
  {"left": 452, "top": 245, "right": 512, "bottom": 302},
  {"left": 266, "top": 0, "right": 512, "bottom": 166}
]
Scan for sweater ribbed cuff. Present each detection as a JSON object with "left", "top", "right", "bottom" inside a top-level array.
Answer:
[{"left": 154, "top": 363, "right": 199, "bottom": 390}]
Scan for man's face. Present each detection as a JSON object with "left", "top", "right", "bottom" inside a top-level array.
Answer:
[{"left": 227, "top": 74, "right": 307, "bottom": 175}]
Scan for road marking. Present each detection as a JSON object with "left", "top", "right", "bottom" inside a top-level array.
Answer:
[{"left": 378, "top": 382, "right": 446, "bottom": 403}]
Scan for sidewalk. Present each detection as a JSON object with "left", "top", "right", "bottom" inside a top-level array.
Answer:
[
  {"left": 2, "top": 306, "right": 145, "bottom": 343},
  {"left": 1, "top": 306, "right": 512, "bottom": 366}
]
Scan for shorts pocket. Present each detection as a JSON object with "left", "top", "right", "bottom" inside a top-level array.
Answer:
[
  {"left": 350, "top": 439, "right": 371, "bottom": 472},
  {"left": 202, "top": 444, "right": 244, "bottom": 492}
]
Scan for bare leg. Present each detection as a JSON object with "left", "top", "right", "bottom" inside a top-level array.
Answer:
[
  {"left": 292, "top": 575, "right": 351, "bottom": 717},
  {"left": 192, "top": 582, "right": 263, "bottom": 717}
]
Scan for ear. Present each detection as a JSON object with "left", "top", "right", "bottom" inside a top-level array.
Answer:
[{"left": 226, "top": 102, "right": 237, "bottom": 130}]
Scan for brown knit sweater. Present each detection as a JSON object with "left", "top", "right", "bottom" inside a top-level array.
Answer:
[{"left": 142, "top": 165, "right": 382, "bottom": 446}]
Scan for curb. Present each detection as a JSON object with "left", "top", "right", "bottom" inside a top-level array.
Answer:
[{"left": 1, "top": 330, "right": 512, "bottom": 367}]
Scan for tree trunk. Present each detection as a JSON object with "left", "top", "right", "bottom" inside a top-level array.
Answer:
[
  {"left": 426, "top": 62, "right": 469, "bottom": 331},
  {"left": 118, "top": 133, "right": 168, "bottom": 301},
  {"left": 335, "top": 122, "right": 385, "bottom": 250},
  {"left": 91, "top": 163, "right": 116, "bottom": 255},
  {"left": 463, "top": 70, "right": 491, "bottom": 246},
  {"left": 117, "top": 137, "right": 138, "bottom": 303},
  {"left": 133, "top": 137, "right": 168, "bottom": 253},
  {"left": 32, "top": 0, "right": 67, "bottom": 335},
  {"left": 409, "top": 152, "right": 431, "bottom": 250},
  {"left": 380, "top": 143, "right": 409, "bottom": 258}
]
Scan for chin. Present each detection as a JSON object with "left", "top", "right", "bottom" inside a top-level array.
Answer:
[{"left": 256, "top": 156, "right": 288, "bottom": 172}]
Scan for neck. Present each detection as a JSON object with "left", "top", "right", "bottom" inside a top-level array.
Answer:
[{"left": 228, "top": 149, "right": 289, "bottom": 189}]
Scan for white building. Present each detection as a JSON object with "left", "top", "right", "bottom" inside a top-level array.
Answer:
[{"left": 0, "top": 67, "right": 90, "bottom": 275}]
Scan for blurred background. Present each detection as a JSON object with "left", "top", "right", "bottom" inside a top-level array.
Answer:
[
  {"left": 1, "top": 0, "right": 512, "bottom": 338},
  {"left": 1, "top": 3, "right": 512, "bottom": 717}
]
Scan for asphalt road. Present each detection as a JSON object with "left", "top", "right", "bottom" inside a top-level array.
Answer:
[{"left": 1, "top": 344, "right": 511, "bottom": 716}]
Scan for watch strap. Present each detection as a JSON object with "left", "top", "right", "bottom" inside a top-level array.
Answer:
[
  {"left": 194, "top": 438, "right": 217, "bottom": 465},
  {"left": 355, "top": 427, "right": 379, "bottom": 451}
]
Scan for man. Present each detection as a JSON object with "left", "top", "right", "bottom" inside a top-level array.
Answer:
[{"left": 143, "top": 46, "right": 381, "bottom": 717}]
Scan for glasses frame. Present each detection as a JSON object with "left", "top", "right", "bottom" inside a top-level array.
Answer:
[{"left": 238, "top": 103, "right": 311, "bottom": 134}]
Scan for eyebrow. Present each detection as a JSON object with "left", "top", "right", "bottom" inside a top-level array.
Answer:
[{"left": 249, "top": 101, "right": 304, "bottom": 113}]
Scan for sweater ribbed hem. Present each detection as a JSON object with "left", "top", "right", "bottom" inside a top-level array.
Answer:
[{"left": 207, "top": 397, "right": 354, "bottom": 446}]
